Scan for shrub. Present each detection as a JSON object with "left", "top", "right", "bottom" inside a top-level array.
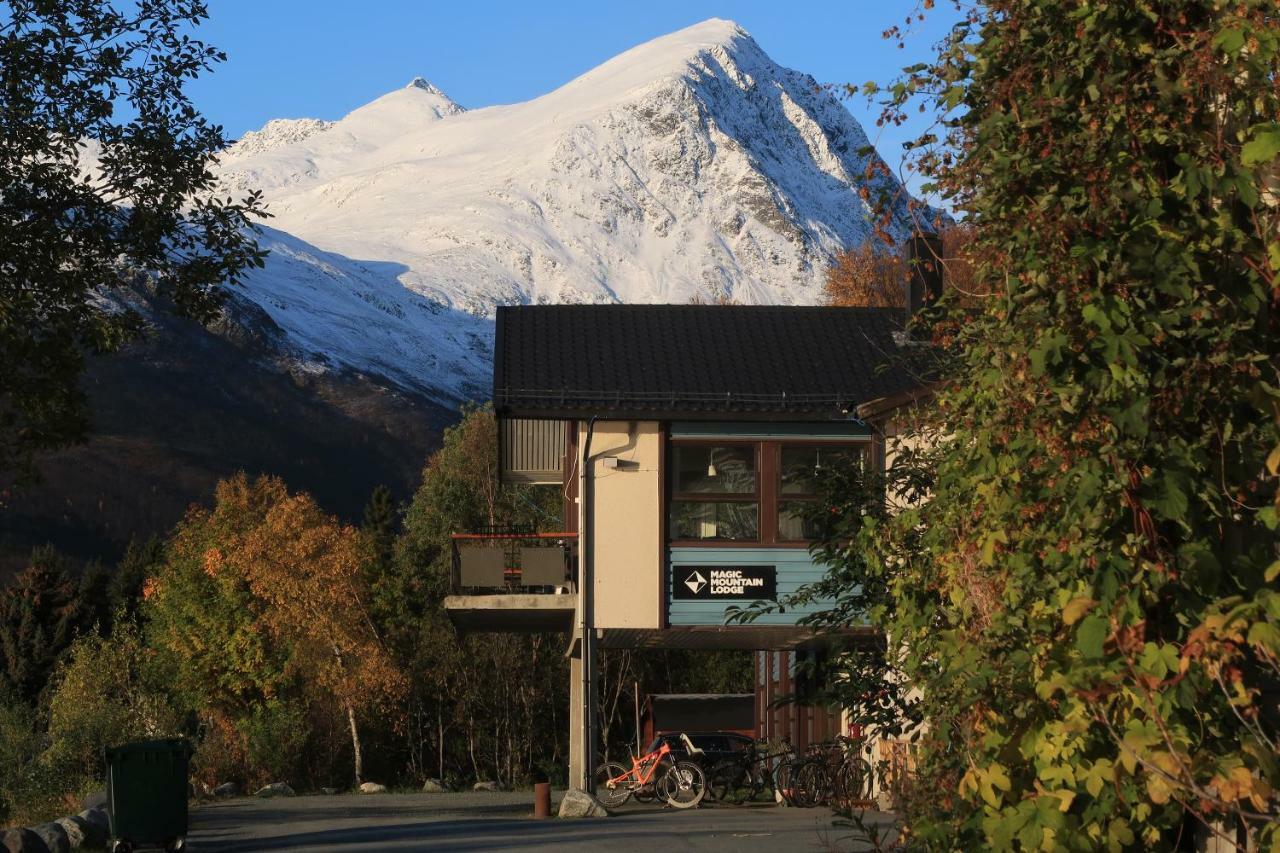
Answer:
[{"left": 45, "top": 624, "right": 185, "bottom": 781}]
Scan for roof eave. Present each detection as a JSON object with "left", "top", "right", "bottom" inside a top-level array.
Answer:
[
  {"left": 855, "top": 382, "right": 938, "bottom": 421},
  {"left": 494, "top": 404, "right": 867, "bottom": 423}
]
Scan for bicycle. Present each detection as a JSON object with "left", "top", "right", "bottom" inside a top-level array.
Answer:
[
  {"left": 706, "top": 738, "right": 785, "bottom": 805},
  {"left": 593, "top": 733, "right": 707, "bottom": 809}
]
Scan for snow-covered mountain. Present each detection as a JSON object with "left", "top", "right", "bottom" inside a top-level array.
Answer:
[{"left": 215, "top": 18, "right": 922, "bottom": 403}]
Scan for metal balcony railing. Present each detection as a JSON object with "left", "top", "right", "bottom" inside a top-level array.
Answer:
[{"left": 450, "top": 528, "right": 578, "bottom": 594}]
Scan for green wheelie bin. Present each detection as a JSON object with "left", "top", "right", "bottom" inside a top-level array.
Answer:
[{"left": 104, "top": 738, "right": 192, "bottom": 853}]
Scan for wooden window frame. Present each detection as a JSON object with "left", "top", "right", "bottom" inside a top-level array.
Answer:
[
  {"left": 775, "top": 441, "right": 867, "bottom": 544},
  {"left": 667, "top": 437, "right": 867, "bottom": 548},
  {"left": 668, "top": 440, "right": 762, "bottom": 545}
]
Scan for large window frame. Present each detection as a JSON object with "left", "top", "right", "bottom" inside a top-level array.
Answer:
[
  {"left": 667, "top": 437, "right": 867, "bottom": 547},
  {"left": 668, "top": 441, "right": 761, "bottom": 544}
]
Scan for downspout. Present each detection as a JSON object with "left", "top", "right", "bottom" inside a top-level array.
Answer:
[{"left": 576, "top": 415, "right": 598, "bottom": 792}]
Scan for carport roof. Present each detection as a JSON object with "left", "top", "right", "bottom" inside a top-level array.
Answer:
[{"left": 494, "top": 304, "right": 929, "bottom": 421}]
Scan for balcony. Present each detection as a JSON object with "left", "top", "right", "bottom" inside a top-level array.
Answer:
[{"left": 442, "top": 529, "right": 578, "bottom": 634}]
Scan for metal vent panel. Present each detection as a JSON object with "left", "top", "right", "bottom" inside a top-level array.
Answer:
[{"left": 500, "top": 418, "right": 566, "bottom": 484}]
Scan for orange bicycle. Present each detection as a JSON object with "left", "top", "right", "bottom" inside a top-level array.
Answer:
[{"left": 593, "top": 733, "right": 706, "bottom": 809}]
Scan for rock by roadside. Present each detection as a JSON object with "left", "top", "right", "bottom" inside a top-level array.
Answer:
[
  {"left": 254, "top": 782, "right": 296, "bottom": 798},
  {"left": 358, "top": 782, "right": 387, "bottom": 794},
  {"left": 557, "top": 788, "right": 608, "bottom": 818},
  {"left": 27, "top": 823, "right": 68, "bottom": 853},
  {"left": 1, "top": 806, "right": 108, "bottom": 853},
  {"left": 421, "top": 779, "right": 445, "bottom": 793},
  {"left": 472, "top": 781, "right": 498, "bottom": 792}
]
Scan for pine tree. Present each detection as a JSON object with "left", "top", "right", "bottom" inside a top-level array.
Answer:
[
  {"left": 361, "top": 485, "right": 398, "bottom": 576},
  {"left": 0, "top": 546, "right": 79, "bottom": 703},
  {"left": 109, "top": 535, "right": 164, "bottom": 622}
]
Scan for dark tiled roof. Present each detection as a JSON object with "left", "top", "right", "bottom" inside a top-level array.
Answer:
[{"left": 494, "top": 304, "right": 927, "bottom": 421}]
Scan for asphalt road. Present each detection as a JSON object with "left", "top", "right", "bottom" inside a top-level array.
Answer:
[{"left": 187, "top": 791, "right": 898, "bottom": 852}]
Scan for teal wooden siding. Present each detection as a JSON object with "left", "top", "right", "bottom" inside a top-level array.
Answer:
[{"left": 667, "top": 547, "right": 833, "bottom": 626}]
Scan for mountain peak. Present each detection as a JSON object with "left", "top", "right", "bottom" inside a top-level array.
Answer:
[
  {"left": 215, "top": 20, "right": 921, "bottom": 400},
  {"left": 407, "top": 76, "right": 448, "bottom": 97},
  {"left": 675, "top": 17, "right": 748, "bottom": 42}
]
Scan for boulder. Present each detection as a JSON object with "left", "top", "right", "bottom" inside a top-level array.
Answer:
[
  {"left": 321, "top": 787, "right": 341, "bottom": 796},
  {"left": 557, "top": 787, "right": 608, "bottom": 818},
  {"left": 472, "top": 781, "right": 498, "bottom": 792},
  {"left": 75, "top": 809, "right": 110, "bottom": 847},
  {"left": 253, "top": 782, "right": 296, "bottom": 798},
  {"left": 213, "top": 782, "right": 238, "bottom": 797},
  {"left": 358, "top": 782, "right": 387, "bottom": 794},
  {"left": 27, "top": 824, "right": 66, "bottom": 853},
  {"left": 0, "top": 828, "right": 44, "bottom": 853},
  {"left": 421, "top": 779, "right": 445, "bottom": 793},
  {"left": 52, "top": 819, "right": 87, "bottom": 850},
  {"left": 80, "top": 791, "right": 107, "bottom": 812}
]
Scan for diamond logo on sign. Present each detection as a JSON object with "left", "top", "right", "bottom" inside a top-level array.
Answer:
[
  {"left": 672, "top": 566, "right": 777, "bottom": 601},
  {"left": 684, "top": 571, "right": 707, "bottom": 595}
]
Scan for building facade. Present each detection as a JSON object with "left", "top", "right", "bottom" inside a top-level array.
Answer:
[{"left": 444, "top": 301, "right": 934, "bottom": 790}]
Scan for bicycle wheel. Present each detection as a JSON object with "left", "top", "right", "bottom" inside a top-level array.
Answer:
[
  {"left": 841, "top": 756, "right": 874, "bottom": 802},
  {"left": 707, "top": 759, "right": 749, "bottom": 805},
  {"left": 774, "top": 758, "right": 799, "bottom": 805},
  {"left": 793, "top": 760, "right": 825, "bottom": 808},
  {"left": 659, "top": 760, "right": 706, "bottom": 809},
  {"left": 593, "top": 761, "right": 633, "bottom": 808}
]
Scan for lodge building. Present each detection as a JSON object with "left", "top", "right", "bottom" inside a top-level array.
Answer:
[{"left": 443, "top": 242, "right": 938, "bottom": 792}]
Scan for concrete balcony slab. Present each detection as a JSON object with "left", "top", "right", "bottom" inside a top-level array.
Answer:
[{"left": 443, "top": 594, "right": 576, "bottom": 634}]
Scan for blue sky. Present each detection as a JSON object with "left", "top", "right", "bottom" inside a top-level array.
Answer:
[{"left": 190, "top": 2, "right": 960, "bottom": 188}]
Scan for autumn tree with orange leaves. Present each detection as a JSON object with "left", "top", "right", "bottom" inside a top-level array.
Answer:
[
  {"left": 824, "top": 226, "right": 976, "bottom": 309},
  {"left": 824, "top": 241, "right": 907, "bottom": 308},
  {"left": 147, "top": 474, "right": 402, "bottom": 786},
  {"left": 228, "top": 483, "right": 404, "bottom": 785}
]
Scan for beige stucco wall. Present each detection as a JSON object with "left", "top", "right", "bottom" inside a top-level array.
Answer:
[
  {"left": 882, "top": 411, "right": 939, "bottom": 512},
  {"left": 586, "top": 420, "right": 662, "bottom": 629}
]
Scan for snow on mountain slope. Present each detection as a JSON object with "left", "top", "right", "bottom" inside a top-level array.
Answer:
[{"left": 216, "top": 19, "right": 923, "bottom": 403}]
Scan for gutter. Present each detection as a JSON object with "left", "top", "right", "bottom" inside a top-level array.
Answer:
[{"left": 575, "top": 415, "right": 598, "bottom": 792}]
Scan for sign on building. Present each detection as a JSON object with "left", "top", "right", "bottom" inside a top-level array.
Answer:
[{"left": 672, "top": 566, "right": 777, "bottom": 600}]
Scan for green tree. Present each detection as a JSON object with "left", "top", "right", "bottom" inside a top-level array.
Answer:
[
  {"left": 144, "top": 480, "right": 292, "bottom": 718},
  {"left": 110, "top": 535, "right": 165, "bottom": 623},
  {"left": 362, "top": 485, "right": 398, "bottom": 580},
  {"left": 827, "top": 1, "right": 1280, "bottom": 848},
  {"left": 0, "top": 0, "right": 266, "bottom": 478},
  {"left": 390, "top": 406, "right": 568, "bottom": 787},
  {"left": 44, "top": 622, "right": 184, "bottom": 780},
  {"left": 0, "top": 546, "right": 82, "bottom": 704},
  {"left": 143, "top": 475, "right": 303, "bottom": 787}
]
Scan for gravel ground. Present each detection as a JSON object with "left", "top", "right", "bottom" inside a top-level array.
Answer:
[{"left": 186, "top": 790, "right": 898, "bottom": 852}]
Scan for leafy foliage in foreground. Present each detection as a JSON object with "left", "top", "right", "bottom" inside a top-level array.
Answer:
[
  {"left": 0, "top": 0, "right": 266, "bottom": 478},
  {"left": 796, "top": 1, "right": 1280, "bottom": 848}
]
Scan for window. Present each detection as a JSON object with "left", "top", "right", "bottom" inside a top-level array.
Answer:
[
  {"left": 777, "top": 444, "right": 862, "bottom": 541},
  {"left": 669, "top": 438, "right": 865, "bottom": 545},
  {"left": 669, "top": 444, "right": 758, "bottom": 541}
]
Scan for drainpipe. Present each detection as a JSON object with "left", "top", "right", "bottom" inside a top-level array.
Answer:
[{"left": 576, "top": 415, "right": 598, "bottom": 792}]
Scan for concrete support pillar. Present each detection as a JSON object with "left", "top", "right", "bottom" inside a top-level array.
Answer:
[{"left": 567, "top": 637, "right": 598, "bottom": 791}]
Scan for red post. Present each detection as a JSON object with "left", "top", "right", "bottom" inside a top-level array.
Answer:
[{"left": 533, "top": 782, "right": 551, "bottom": 818}]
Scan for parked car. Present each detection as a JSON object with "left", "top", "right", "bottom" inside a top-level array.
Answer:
[{"left": 645, "top": 732, "right": 755, "bottom": 766}]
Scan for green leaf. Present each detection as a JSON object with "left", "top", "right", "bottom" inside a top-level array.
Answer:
[
  {"left": 1077, "top": 614, "right": 1109, "bottom": 659},
  {"left": 1247, "top": 622, "right": 1280, "bottom": 655},
  {"left": 1242, "top": 126, "right": 1280, "bottom": 167},
  {"left": 1213, "top": 28, "right": 1245, "bottom": 54}
]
